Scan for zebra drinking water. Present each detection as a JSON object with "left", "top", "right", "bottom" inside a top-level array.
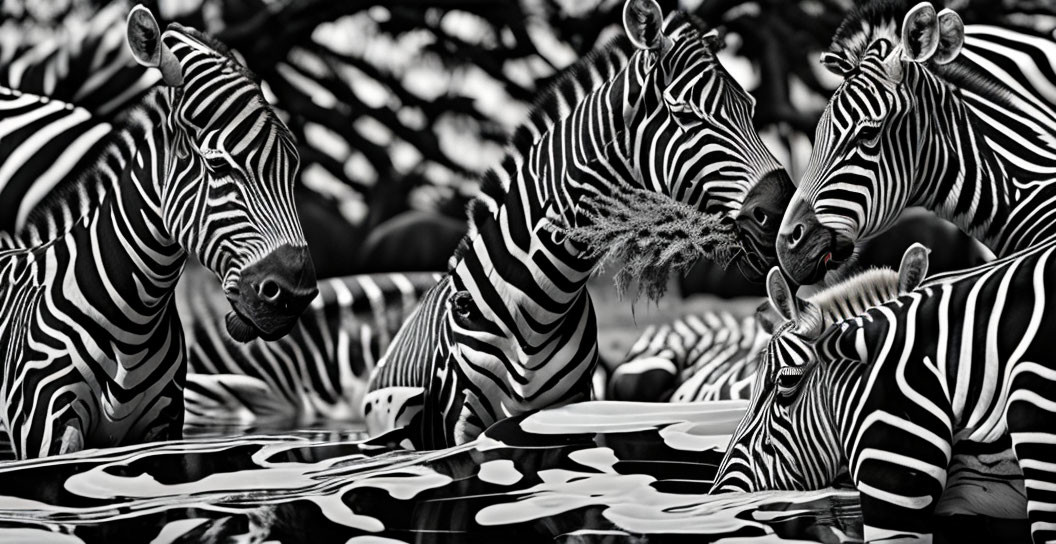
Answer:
[
  {"left": 775, "top": 0, "right": 1056, "bottom": 284},
  {"left": 0, "top": 6, "right": 316, "bottom": 458},
  {"left": 713, "top": 239, "right": 1056, "bottom": 543},
  {"left": 363, "top": 0, "right": 796, "bottom": 449}
]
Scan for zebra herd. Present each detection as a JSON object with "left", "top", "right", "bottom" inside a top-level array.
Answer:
[{"left": 2, "top": 0, "right": 1056, "bottom": 541}]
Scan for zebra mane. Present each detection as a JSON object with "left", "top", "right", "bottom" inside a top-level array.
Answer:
[
  {"left": 808, "top": 267, "right": 900, "bottom": 325},
  {"left": 15, "top": 91, "right": 158, "bottom": 246},
  {"left": 932, "top": 29, "right": 1056, "bottom": 183},
  {"left": 448, "top": 33, "right": 635, "bottom": 270},
  {"left": 828, "top": 0, "right": 906, "bottom": 66}
]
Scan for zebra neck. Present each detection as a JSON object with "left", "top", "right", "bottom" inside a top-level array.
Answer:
[
  {"left": 915, "top": 70, "right": 1056, "bottom": 257},
  {"left": 51, "top": 114, "right": 185, "bottom": 334},
  {"left": 450, "top": 71, "right": 641, "bottom": 343}
]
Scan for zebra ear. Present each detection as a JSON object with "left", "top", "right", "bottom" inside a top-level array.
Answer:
[
  {"left": 901, "top": 2, "right": 941, "bottom": 63},
  {"left": 898, "top": 243, "right": 931, "bottom": 292},
  {"left": 126, "top": 5, "right": 183, "bottom": 86},
  {"left": 623, "top": 0, "right": 665, "bottom": 52},
  {"left": 127, "top": 6, "right": 161, "bottom": 68},
  {"left": 766, "top": 267, "right": 800, "bottom": 325},
  {"left": 933, "top": 9, "right": 965, "bottom": 65}
]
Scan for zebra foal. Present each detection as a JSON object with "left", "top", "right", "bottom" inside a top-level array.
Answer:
[{"left": 0, "top": 6, "right": 315, "bottom": 458}]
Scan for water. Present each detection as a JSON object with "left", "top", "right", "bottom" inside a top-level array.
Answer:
[
  {"left": 0, "top": 401, "right": 874, "bottom": 542},
  {"left": 0, "top": 401, "right": 1028, "bottom": 543}
]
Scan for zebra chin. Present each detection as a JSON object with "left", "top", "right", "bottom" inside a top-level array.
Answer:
[{"left": 222, "top": 243, "right": 319, "bottom": 343}]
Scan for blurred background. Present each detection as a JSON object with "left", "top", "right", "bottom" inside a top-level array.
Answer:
[{"left": 3, "top": 0, "right": 1054, "bottom": 299}]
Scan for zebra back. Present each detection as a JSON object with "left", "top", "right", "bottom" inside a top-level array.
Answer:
[
  {"left": 0, "top": 3, "right": 157, "bottom": 117},
  {"left": 0, "top": 87, "right": 139, "bottom": 241}
]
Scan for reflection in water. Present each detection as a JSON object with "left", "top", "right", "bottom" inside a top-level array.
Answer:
[{"left": 0, "top": 401, "right": 872, "bottom": 543}]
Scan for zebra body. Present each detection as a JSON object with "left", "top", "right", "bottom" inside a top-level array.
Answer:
[
  {"left": 0, "top": 7, "right": 315, "bottom": 458},
  {"left": 714, "top": 240, "right": 1056, "bottom": 543},
  {"left": 777, "top": 0, "right": 1056, "bottom": 284},
  {"left": 611, "top": 246, "right": 929, "bottom": 403},
  {"left": 0, "top": 87, "right": 135, "bottom": 238},
  {"left": 180, "top": 269, "right": 441, "bottom": 426},
  {"left": 0, "top": 3, "right": 157, "bottom": 118},
  {"left": 365, "top": 0, "right": 794, "bottom": 449}
]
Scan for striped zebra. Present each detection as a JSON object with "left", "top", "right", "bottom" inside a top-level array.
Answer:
[
  {"left": 712, "top": 238, "right": 1056, "bottom": 543},
  {"left": 178, "top": 266, "right": 441, "bottom": 426},
  {"left": 364, "top": 0, "right": 796, "bottom": 449},
  {"left": 0, "top": 4, "right": 157, "bottom": 236},
  {"left": 0, "top": 3, "right": 157, "bottom": 117},
  {"left": 0, "top": 87, "right": 136, "bottom": 238},
  {"left": 776, "top": 0, "right": 1056, "bottom": 285},
  {"left": 0, "top": 6, "right": 315, "bottom": 458},
  {"left": 610, "top": 244, "right": 930, "bottom": 403}
]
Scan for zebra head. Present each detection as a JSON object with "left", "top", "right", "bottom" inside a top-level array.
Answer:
[
  {"left": 710, "top": 267, "right": 840, "bottom": 493},
  {"left": 776, "top": 1, "right": 965, "bottom": 284},
  {"left": 621, "top": 0, "right": 794, "bottom": 281},
  {"left": 712, "top": 244, "right": 930, "bottom": 493},
  {"left": 126, "top": 6, "right": 316, "bottom": 342}
]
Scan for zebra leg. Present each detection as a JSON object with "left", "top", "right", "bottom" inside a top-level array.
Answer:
[
  {"left": 855, "top": 432, "right": 951, "bottom": 543},
  {"left": 1007, "top": 367, "right": 1056, "bottom": 544}
]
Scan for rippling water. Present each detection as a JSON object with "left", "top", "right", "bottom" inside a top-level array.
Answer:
[
  {"left": 0, "top": 401, "right": 872, "bottom": 543},
  {"left": 0, "top": 401, "right": 1029, "bottom": 543}
]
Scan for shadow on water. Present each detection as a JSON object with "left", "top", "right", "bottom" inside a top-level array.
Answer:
[{"left": 0, "top": 401, "right": 1030, "bottom": 543}]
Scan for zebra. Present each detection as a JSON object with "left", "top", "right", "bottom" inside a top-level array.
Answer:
[
  {"left": 0, "top": 87, "right": 136, "bottom": 238},
  {"left": 0, "top": 5, "right": 157, "bottom": 237},
  {"left": 775, "top": 0, "right": 1056, "bottom": 285},
  {"left": 0, "top": 6, "right": 316, "bottom": 458},
  {"left": 610, "top": 244, "right": 930, "bottom": 403},
  {"left": 363, "top": 0, "right": 796, "bottom": 449},
  {"left": 711, "top": 237, "right": 1056, "bottom": 543},
  {"left": 0, "top": 3, "right": 157, "bottom": 118},
  {"left": 178, "top": 266, "right": 442, "bottom": 427}
]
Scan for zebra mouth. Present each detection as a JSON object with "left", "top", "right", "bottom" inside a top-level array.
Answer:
[{"left": 225, "top": 311, "right": 260, "bottom": 343}]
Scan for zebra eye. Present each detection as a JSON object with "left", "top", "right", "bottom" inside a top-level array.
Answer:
[
  {"left": 204, "top": 155, "right": 234, "bottom": 177},
  {"left": 857, "top": 122, "right": 883, "bottom": 145},
  {"left": 774, "top": 365, "right": 810, "bottom": 402}
]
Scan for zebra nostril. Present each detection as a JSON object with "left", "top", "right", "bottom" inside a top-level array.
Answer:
[
  {"left": 752, "top": 208, "right": 768, "bottom": 226},
  {"left": 790, "top": 224, "right": 805, "bottom": 245},
  {"left": 257, "top": 279, "right": 281, "bottom": 302}
]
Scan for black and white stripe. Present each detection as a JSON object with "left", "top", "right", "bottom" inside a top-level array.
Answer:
[
  {"left": 611, "top": 248, "right": 926, "bottom": 403},
  {"left": 0, "top": 8, "right": 313, "bottom": 458},
  {"left": 777, "top": 0, "right": 1056, "bottom": 285},
  {"left": 714, "top": 240, "right": 1056, "bottom": 542},
  {"left": 364, "top": 0, "right": 794, "bottom": 449},
  {"left": 179, "top": 267, "right": 441, "bottom": 426}
]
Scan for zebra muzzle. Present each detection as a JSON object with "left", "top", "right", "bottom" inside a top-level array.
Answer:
[{"left": 225, "top": 311, "right": 259, "bottom": 343}]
